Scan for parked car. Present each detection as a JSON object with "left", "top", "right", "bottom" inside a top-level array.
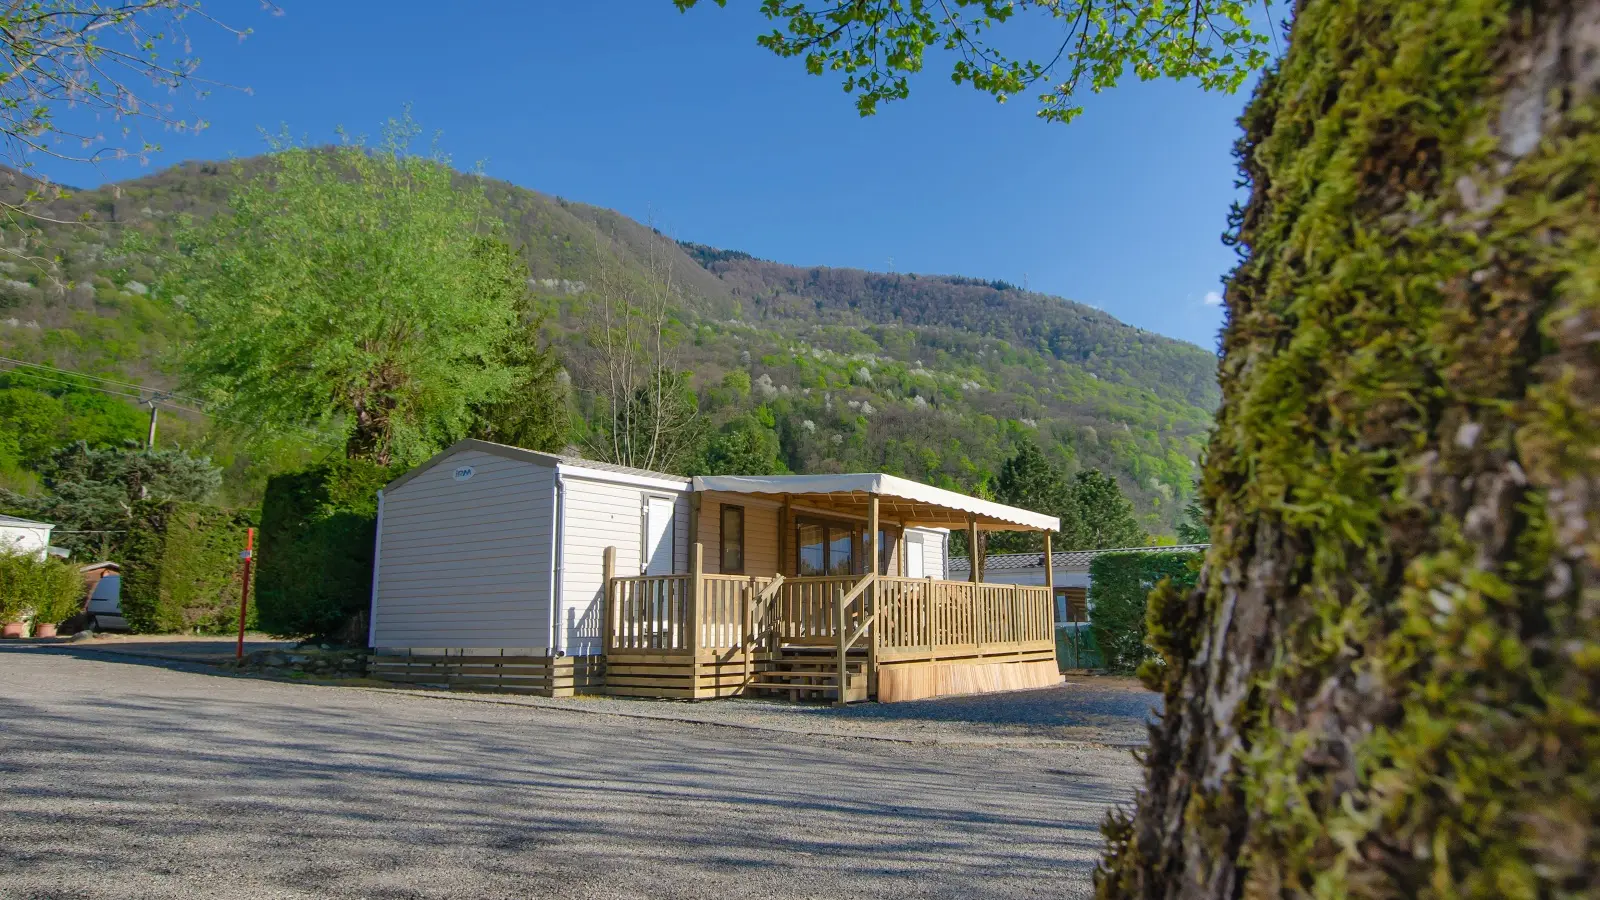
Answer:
[{"left": 83, "top": 572, "right": 129, "bottom": 632}]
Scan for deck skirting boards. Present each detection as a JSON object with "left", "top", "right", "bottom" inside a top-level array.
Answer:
[
  {"left": 368, "top": 650, "right": 605, "bottom": 697},
  {"left": 876, "top": 653, "right": 1061, "bottom": 703}
]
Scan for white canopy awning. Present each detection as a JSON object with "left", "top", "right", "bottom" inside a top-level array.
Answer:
[{"left": 692, "top": 473, "right": 1060, "bottom": 532}]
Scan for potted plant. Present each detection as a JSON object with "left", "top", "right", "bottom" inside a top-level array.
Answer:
[
  {"left": 30, "top": 557, "right": 85, "bottom": 639},
  {"left": 0, "top": 548, "right": 83, "bottom": 639},
  {"left": 0, "top": 548, "right": 30, "bottom": 638}
]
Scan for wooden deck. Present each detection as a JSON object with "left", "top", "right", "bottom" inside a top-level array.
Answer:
[{"left": 603, "top": 548, "right": 1057, "bottom": 702}]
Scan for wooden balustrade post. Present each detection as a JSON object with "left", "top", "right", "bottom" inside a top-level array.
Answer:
[
  {"left": 834, "top": 585, "right": 847, "bottom": 707},
  {"left": 743, "top": 575, "right": 754, "bottom": 687},
  {"left": 689, "top": 542, "right": 704, "bottom": 698},
  {"left": 1011, "top": 583, "right": 1022, "bottom": 649},
  {"left": 602, "top": 546, "right": 616, "bottom": 655},
  {"left": 925, "top": 576, "right": 935, "bottom": 652},
  {"left": 689, "top": 543, "right": 703, "bottom": 652}
]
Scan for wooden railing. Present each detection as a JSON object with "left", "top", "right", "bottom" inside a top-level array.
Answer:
[
  {"left": 608, "top": 573, "right": 692, "bottom": 651},
  {"left": 697, "top": 573, "right": 774, "bottom": 650},
  {"left": 607, "top": 572, "right": 1052, "bottom": 658},
  {"left": 770, "top": 575, "right": 860, "bottom": 644},
  {"left": 876, "top": 577, "right": 1052, "bottom": 653}
]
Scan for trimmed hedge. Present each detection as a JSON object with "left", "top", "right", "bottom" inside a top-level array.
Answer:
[
  {"left": 120, "top": 500, "right": 255, "bottom": 634},
  {"left": 1087, "top": 550, "right": 1200, "bottom": 674},
  {"left": 255, "top": 460, "right": 392, "bottom": 640}
]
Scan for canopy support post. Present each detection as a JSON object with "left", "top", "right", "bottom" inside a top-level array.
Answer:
[
  {"left": 968, "top": 515, "right": 980, "bottom": 585},
  {"left": 867, "top": 493, "right": 880, "bottom": 701}
]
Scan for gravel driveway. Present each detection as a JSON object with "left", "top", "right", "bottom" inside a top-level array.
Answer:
[{"left": 0, "top": 646, "right": 1146, "bottom": 899}]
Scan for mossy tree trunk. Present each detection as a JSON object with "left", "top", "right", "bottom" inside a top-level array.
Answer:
[{"left": 1099, "top": 0, "right": 1598, "bottom": 896}]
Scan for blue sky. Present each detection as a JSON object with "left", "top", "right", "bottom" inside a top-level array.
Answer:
[{"left": 32, "top": 2, "right": 1263, "bottom": 350}]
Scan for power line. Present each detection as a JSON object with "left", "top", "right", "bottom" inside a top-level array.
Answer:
[
  {"left": 0, "top": 358, "right": 344, "bottom": 448},
  {"left": 0, "top": 356, "right": 211, "bottom": 408}
]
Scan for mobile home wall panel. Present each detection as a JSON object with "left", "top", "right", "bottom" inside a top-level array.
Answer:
[
  {"left": 373, "top": 449, "right": 555, "bottom": 650},
  {"left": 558, "top": 476, "right": 689, "bottom": 655}
]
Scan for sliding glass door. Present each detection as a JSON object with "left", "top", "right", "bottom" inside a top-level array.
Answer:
[{"left": 794, "top": 517, "right": 899, "bottom": 576}]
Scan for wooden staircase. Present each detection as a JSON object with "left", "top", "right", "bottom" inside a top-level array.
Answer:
[{"left": 745, "top": 646, "right": 869, "bottom": 703}]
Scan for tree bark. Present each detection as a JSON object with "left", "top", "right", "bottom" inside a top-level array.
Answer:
[{"left": 1099, "top": 0, "right": 1600, "bottom": 897}]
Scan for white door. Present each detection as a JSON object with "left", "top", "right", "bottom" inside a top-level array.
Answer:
[
  {"left": 643, "top": 496, "right": 676, "bottom": 575},
  {"left": 905, "top": 536, "right": 925, "bottom": 579}
]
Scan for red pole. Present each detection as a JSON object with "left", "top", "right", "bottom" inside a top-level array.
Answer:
[{"left": 236, "top": 527, "right": 255, "bottom": 661}]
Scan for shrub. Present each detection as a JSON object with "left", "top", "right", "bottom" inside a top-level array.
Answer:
[
  {"left": 0, "top": 548, "right": 85, "bottom": 625},
  {"left": 119, "top": 500, "right": 255, "bottom": 633},
  {"left": 1088, "top": 550, "right": 1201, "bottom": 674},
  {"left": 255, "top": 459, "right": 392, "bottom": 641}
]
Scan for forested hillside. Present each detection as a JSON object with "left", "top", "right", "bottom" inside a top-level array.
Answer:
[{"left": 0, "top": 157, "right": 1218, "bottom": 534}]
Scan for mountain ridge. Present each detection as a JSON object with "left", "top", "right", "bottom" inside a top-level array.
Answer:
[{"left": 0, "top": 156, "right": 1217, "bottom": 534}]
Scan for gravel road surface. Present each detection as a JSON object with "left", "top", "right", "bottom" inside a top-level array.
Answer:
[{"left": 0, "top": 646, "right": 1143, "bottom": 899}]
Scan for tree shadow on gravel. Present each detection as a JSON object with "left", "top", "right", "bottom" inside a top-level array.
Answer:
[{"left": 0, "top": 650, "right": 1128, "bottom": 899}]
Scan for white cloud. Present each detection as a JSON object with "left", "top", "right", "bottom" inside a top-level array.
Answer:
[{"left": 1203, "top": 290, "right": 1225, "bottom": 307}]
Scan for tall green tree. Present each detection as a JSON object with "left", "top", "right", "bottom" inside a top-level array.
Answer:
[
  {"left": 696, "top": 408, "right": 787, "bottom": 476},
  {"left": 1174, "top": 493, "right": 1210, "bottom": 545},
  {"left": 989, "top": 439, "right": 1071, "bottom": 552},
  {"left": 1069, "top": 469, "right": 1147, "bottom": 550},
  {"left": 690, "top": 0, "right": 1600, "bottom": 894},
  {"left": 168, "top": 117, "right": 527, "bottom": 467},
  {"left": 465, "top": 239, "right": 571, "bottom": 454}
]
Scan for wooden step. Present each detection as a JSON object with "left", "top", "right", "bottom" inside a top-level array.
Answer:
[{"left": 751, "top": 672, "right": 865, "bottom": 685}]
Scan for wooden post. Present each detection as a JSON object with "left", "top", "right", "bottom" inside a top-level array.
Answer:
[
  {"left": 743, "top": 575, "right": 754, "bottom": 687},
  {"left": 779, "top": 494, "right": 792, "bottom": 576},
  {"left": 689, "top": 542, "right": 704, "bottom": 699},
  {"left": 835, "top": 585, "right": 848, "bottom": 708},
  {"left": 688, "top": 493, "right": 702, "bottom": 566},
  {"left": 968, "top": 515, "right": 980, "bottom": 584},
  {"left": 602, "top": 546, "right": 616, "bottom": 655},
  {"left": 689, "top": 542, "right": 703, "bottom": 651},
  {"left": 867, "top": 494, "right": 880, "bottom": 701},
  {"left": 1043, "top": 531, "right": 1055, "bottom": 652}
]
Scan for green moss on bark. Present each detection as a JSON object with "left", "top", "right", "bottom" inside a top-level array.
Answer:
[{"left": 1098, "top": 0, "right": 1599, "bottom": 896}]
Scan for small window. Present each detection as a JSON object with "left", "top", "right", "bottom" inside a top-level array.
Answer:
[{"left": 720, "top": 505, "right": 745, "bottom": 574}]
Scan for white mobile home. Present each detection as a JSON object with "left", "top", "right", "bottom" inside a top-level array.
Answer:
[
  {"left": 0, "top": 515, "right": 55, "bottom": 559},
  {"left": 370, "top": 439, "right": 1058, "bottom": 703},
  {"left": 370, "top": 441, "right": 693, "bottom": 661}
]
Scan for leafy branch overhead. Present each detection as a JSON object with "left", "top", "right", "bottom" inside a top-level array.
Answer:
[
  {"left": 676, "top": 0, "right": 1271, "bottom": 122},
  {"left": 0, "top": 1, "right": 271, "bottom": 214}
]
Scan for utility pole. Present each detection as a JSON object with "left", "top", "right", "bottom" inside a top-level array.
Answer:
[{"left": 141, "top": 391, "right": 169, "bottom": 449}]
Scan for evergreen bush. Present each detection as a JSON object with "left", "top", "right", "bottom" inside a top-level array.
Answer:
[
  {"left": 255, "top": 460, "right": 392, "bottom": 640},
  {"left": 119, "top": 500, "right": 254, "bottom": 633},
  {"left": 1087, "top": 550, "right": 1200, "bottom": 674}
]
